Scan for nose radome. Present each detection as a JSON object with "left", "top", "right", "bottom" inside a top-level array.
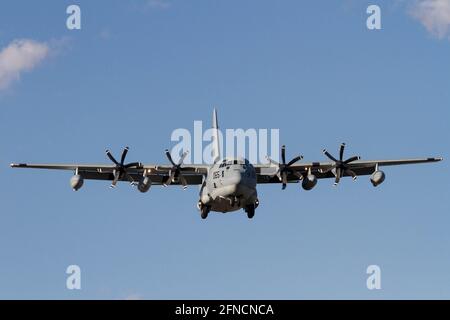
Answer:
[{"left": 229, "top": 170, "right": 243, "bottom": 184}]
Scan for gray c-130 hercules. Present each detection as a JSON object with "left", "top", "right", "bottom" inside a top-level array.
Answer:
[{"left": 10, "top": 109, "right": 443, "bottom": 219}]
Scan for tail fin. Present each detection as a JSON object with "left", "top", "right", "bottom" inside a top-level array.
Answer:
[{"left": 211, "top": 108, "right": 221, "bottom": 163}]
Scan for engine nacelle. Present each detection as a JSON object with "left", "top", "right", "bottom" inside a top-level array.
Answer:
[
  {"left": 370, "top": 170, "right": 385, "bottom": 187},
  {"left": 70, "top": 174, "right": 84, "bottom": 191},
  {"left": 138, "top": 176, "right": 152, "bottom": 193},
  {"left": 302, "top": 174, "right": 317, "bottom": 190}
]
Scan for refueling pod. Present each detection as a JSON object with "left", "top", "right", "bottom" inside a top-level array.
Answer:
[
  {"left": 370, "top": 170, "right": 385, "bottom": 187},
  {"left": 302, "top": 174, "right": 317, "bottom": 190},
  {"left": 70, "top": 174, "right": 84, "bottom": 191},
  {"left": 138, "top": 176, "right": 152, "bottom": 193}
]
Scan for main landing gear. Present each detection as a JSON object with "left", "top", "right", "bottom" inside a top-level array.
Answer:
[
  {"left": 198, "top": 200, "right": 258, "bottom": 219},
  {"left": 244, "top": 199, "right": 258, "bottom": 219},
  {"left": 198, "top": 201, "right": 210, "bottom": 219},
  {"left": 245, "top": 204, "right": 255, "bottom": 219},
  {"left": 201, "top": 206, "right": 210, "bottom": 219}
]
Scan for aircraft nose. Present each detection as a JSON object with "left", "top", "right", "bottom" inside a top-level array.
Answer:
[{"left": 229, "top": 169, "right": 243, "bottom": 185}]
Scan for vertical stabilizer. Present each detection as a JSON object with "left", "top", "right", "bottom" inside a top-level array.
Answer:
[{"left": 211, "top": 108, "right": 221, "bottom": 163}]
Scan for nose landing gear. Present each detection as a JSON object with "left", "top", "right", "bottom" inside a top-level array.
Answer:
[{"left": 230, "top": 196, "right": 241, "bottom": 208}]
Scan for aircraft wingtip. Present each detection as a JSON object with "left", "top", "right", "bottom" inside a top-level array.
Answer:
[{"left": 10, "top": 163, "right": 27, "bottom": 168}]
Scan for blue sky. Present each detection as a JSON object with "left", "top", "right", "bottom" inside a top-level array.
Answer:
[{"left": 0, "top": 0, "right": 449, "bottom": 299}]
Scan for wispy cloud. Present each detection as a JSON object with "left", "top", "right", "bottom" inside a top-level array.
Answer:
[
  {"left": 146, "top": 0, "right": 171, "bottom": 9},
  {"left": 409, "top": 0, "right": 450, "bottom": 39},
  {"left": 98, "top": 28, "right": 112, "bottom": 40},
  {"left": 0, "top": 39, "right": 49, "bottom": 91}
]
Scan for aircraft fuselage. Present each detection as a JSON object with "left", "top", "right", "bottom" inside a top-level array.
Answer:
[{"left": 199, "top": 158, "right": 258, "bottom": 213}]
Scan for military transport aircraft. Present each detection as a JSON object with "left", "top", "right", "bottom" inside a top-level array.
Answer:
[{"left": 10, "top": 109, "right": 442, "bottom": 219}]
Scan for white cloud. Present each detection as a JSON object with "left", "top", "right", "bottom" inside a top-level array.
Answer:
[
  {"left": 0, "top": 39, "right": 49, "bottom": 90},
  {"left": 410, "top": 0, "right": 450, "bottom": 39}
]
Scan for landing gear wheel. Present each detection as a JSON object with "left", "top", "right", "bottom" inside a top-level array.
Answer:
[
  {"left": 201, "top": 206, "right": 210, "bottom": 219},
  {"left": 245, "top": 205, "right": 255, "bottom": 219}
]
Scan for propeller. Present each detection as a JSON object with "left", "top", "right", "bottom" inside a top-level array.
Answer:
[
  {"left": 105, "top": 147, "right": 142, "bottom": 188},
  {"left": 164, "top": 149, "right": 189, "bottom": 189},
  {"left": 266, "top": 145, "right": 303, "bottom": 190},
  {"left": 321, "top": 143, "right": 360, "bottom": 186}
]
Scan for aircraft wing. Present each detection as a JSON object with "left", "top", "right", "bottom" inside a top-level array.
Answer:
[
  {"left": 10, "top": 163, "right": 210, "bottom": 186},
  {"left": 254, "top": 157, "right": 443, "bottom": 184},
  {"left": 10, "top": 157, "right": 443, "bottom": 187}
]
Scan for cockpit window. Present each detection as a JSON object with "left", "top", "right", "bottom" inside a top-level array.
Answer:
[{"left": 221, "top": 158, "right": 249, "bottom": 166}]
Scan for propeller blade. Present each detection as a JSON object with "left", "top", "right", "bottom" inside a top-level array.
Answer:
[
  {"left": 276, "top": 172, "right": 282, "bottom": 182},
  {"left": 321, "top": 164, "right": 336, "bottom": 174},
  {"left": 106, "top": 149, "right": 119, "bottom": 165},
  {"left": 110, "top": 170, "right": 120, "bottom": 188},
  {"left": 165, "top": 149, "right": 176, "bottom": 166},
  {"left": 266, "top": 156, "right": 279, "bottom": 166},
  {"left": 164, "top": 171, "right": 176, "bottom": 186},
  {"left": 323, "top": 149, "right": 338, "bottom": 162},
  {"left": 344, "top": 156, "right": 360, "bottom": 164},
  {"left": 345, "top": 169, "right": 357, "bottom": 180},
  {"left": 120, "top": 146, "right": 129, "bottom": 165},
  {"left": 281, "top": 171, "right": 288, "bottom": 190},
  {"left": 334, "top": 167, "right": 341, "bottom": 185},
  {"left": 124, "top": 172, "right": 135, "bottom": 184},
  {"left": 124, "top": 162, "right": 141, "bottom": 168},
  {"left": 178, "top": 150, "right": 189, "bottom": 166},
  {"left": 281, "top": 145, "right": 286, "bottom": 165},
  {"left": 339, "top": 143, "right": 345, "bottom": 161},
  {"left": 293, "top": 171, "right": 303, "bottom": 180},
  {"left": 179, "top": 175, "right": 188, "bottom": 189},
  {"left": 287, "top": 155, "right": 303, "bottom": 167}
]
